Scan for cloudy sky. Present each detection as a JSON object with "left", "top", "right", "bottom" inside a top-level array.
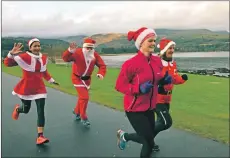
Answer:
[{"left": 2, "top": 1, "right": 229, "bottom": 37}]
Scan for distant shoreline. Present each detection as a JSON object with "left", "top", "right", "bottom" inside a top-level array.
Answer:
[
  {"left": 101, "top": 53, "right": 135, "bottom": 56},
  {"left": 101, "top": 51, "right": 229, "bottom": 57}
]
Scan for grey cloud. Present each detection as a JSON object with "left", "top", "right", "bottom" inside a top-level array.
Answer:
[{"left": 2, "top": 1, "right": 229, "bottom": 37}]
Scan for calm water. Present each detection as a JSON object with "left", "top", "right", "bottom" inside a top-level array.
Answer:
[{"left": 101, "top": 52, "right": 229, "bottom": 70}]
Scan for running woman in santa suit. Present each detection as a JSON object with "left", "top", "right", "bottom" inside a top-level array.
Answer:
[
  {"left": 4, "top": 38, "right": 59, "bottom": 145},
  {"left": 152, "top": 38, "right": 188, "bottom": 152},
  {"left": 115, "top": 27, "right": 172, "bottom": 158},
  {"left": 62, "top": 38, "right": 106, "bottom": 127}
]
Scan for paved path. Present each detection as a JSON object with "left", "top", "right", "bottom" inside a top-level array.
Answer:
[{"left": 2, "top": 73, "right": 229, "bottom": 157}]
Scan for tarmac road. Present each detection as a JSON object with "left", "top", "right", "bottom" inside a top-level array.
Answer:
[{"left": 1, "top": 73, "right": 229, "bottom": 157}]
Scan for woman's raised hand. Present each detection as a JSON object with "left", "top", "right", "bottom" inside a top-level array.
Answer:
[
  {"left": 69, "top": 42, "right": 77, "bottom": 52},
  {"left": 10, "top": 43, "right": 23, "bottom": 55}
]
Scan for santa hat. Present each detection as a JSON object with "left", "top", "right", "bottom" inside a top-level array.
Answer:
[
  {"left": 127, "top": 27, "right": 157, "bottom": 49},
  {"left": 83, "top": 38, "right": 96, "bottom": 48},
  {"left": 157, "top": 38, "right": 176, "bottom": 55},
  {"left": 28, "top": 38, "right": 40, "bottom": 48}
]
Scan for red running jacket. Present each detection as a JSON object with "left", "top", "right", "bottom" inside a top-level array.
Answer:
[{"left": 115, "top": 51, "right": 164, "bottom": 112}]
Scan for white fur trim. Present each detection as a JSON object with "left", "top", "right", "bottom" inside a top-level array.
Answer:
[
  {"left": 26, "top": 51, "right": 42, "bottom": 58},
  {"left": 12, "top": 91, "right": 47, "bottom": 100},
  {"left": 28, "top": 38, "right": 40, "bottom": 48},
  {"left": 81, "top": 80, "right": 90, "bottom": 90},
  {"left": 97, "top": 74, "right": 104, "bottom": 79},
  {"left": 161, "top": 59, "right": 169, "bottom": 66},
  {"left": 160, "top": 41, "right": 176, "bottom": 55},
  {"left": 68, "top": 47, "right": 75, "bottom": 53},
  {"left": 48, "top": 78, "right": 55, "bottom": 83},
  {"left": 14, "top": 54, "right": 47, "bottom": 72},
  {"left": 73, "top": 84, "right": 85, "bottom": 87},
  {"left": 83, "top": 43, "right": 95, "bottom": 48},
  {"left": 135, "top": 28, "right": 157, "bottom": 49},
  {"left": 73, "top": 84, "right": 90, "bottom": 90},
  {"left": 14, "top": 56, "right": 36, "bottom": 72},
  {"left": 40, "top": 58, "right": 48, "bottom": 72},
  {"left": 7, "top": 52, "right": 14, "bottom": 59},
  {"left": 161, "top": 59, "right": 174, "bottom": 66}
]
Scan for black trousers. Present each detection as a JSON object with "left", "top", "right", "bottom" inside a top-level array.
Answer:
[
  {"left": 154, "top": 103, "right": 172, "bottom": 138},
  {"left": 124, "top": 110, "right": 155, "bottom": 158},
  {"left": 17, "top": 98, "right": 46, "bottom": 127}
]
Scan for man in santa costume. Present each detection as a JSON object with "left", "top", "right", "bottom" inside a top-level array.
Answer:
[
  {"left": 4, "top": 38, "right": 59, "bottom": 145},
  {"left": 62, "top": 38, "right": 106, "bottom": 127},
  {"left": 152, "top": 38, "right": 188, "bottom": 151}
]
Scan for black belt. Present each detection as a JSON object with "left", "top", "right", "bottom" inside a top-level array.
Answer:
[
  {"left": 74, "top": 74, "right": 91, "bottom": 80},
  {"left": 158, "top": 86, "right": 173, "bottom": 95},
  {"left": 159, "top": 91, "right": 172, "bottom": 95}
]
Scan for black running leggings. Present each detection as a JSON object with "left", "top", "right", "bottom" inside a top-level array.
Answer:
[
  {"left": 154, "top": 103, "right": 172, "bottom": 138},
  {"left": 17, "top": 98, "right": 46, "bottom": 127},
  {"left": 124, "top": 110, "right": 155, "bottom": 158}
]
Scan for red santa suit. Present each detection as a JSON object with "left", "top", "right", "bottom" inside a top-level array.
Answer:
[
  {"left": 62, "top": 38, "right": 106, "bottom": 120},
  {"left": 157, "top": 59, "right": 186, "bottom": 103},
  {"left": 152, "top": 39, "right": 188, "bottom": 147},
  {"left": 4, "top": 41, "right": 55, "bottom": 100},
  {"left": 156, "top": 38, "right": 187, "bottom": 104}
]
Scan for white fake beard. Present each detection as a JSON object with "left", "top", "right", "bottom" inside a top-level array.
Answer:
[{"left": 82, "top": 48, "right": 95, "bottom": 61}]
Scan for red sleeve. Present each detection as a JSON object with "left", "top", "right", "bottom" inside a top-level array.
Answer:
[
  {"left": 43, "top": 70, "right": 55, "bottom": 83},
  {"left": 62, "top": 48, "right": 76, "bottom": 62},
  {"left": 157, "top": 56, "right": 164, "bottom": 81},
  {"left": 115, "top": 61, "right": 140, "bottom": 96},
  {"left": 158, "top": 57, "right": 163, "bottom": 72},
  {"left": 4, "top": 52, "right": 18, "bottom": 67},
  {"left": 95, "top": 52, "right": 107, "bottom": 78},
  {"left": 172, "top": 62, "right": 185, "bottom": 85},
  {"left": 155, "top": 57, "right": 165, "bottom": 85}
]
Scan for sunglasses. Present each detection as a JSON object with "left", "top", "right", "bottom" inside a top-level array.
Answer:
[{"left": 85, "top": 47, "right": 93, "bottom": 50}]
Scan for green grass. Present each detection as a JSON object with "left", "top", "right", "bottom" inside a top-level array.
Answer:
[{"left": 2, "top": 63, "right": 229, "bottom": 144}]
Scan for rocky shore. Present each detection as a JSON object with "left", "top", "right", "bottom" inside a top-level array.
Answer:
[{"left": 178, "top": 68, "right": 230, "bottom": 78}]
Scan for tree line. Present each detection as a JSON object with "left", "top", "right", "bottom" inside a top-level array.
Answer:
[{"left": 2, "top": 37, "right": 229, "bottom": 58}]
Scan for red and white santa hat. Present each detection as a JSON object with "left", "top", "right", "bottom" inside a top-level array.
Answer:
[
  {"left": 127, "top": 27, "right": 157, "bottom": 49},
  {"left": 157, "top": 38, "right": 176, "bottom": 55},
  {"left": 83, "top": 38, "right": 96, "bottom": 48},
  {"left": 28, "top": 38, "right": 40, "bottom": 48}
]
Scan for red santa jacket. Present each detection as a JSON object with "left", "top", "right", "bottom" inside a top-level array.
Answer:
[
  {"left": 4, "top": 52, "right": 55, "bottom": 100},
  {"left": 115, "top": 51, "right": 164, "bottom": 112},
  {"left": 157, "top": 59, "right": 186, "bottom": 104},
  {"left": 62, "top": 47, "right": 106, "bottom": 89}
]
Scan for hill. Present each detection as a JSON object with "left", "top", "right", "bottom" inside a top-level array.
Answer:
[
  {"left": 59, "top": 33, "right": 126, "bottom": 46},
  {"left": 94, "top": 29, "right": 229, "bottom": 54},
  {"left": 90, "top": 33, "right": 125, "bottom": 45},
  {"left": 1, "top": 37, "right": 69, "bottom": 58},
  {"left": 1, "top": 29, "right": 229, "bottom": 57},
  {"left": 60, "top": 35, "right": 87, "bottom": 44}
]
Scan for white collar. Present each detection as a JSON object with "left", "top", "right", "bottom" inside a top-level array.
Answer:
[
  {"left": 161, "top": 59, "right": 174, "bottom": 66},
  {"left": 26, "top": 51, "right": 42, "bottom": 58}
]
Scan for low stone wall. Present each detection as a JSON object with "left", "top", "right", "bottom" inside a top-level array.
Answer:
[
  {"left": 178, "top": 68, "right": 229, "bottom": 78},
  {"left": 54, "top": 58, "right": 71, "bottom": 67}
]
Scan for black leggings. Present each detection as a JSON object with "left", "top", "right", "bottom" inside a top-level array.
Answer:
[
  {"left": 154, "top": 103, "right": 172, "bottom": 138},
  {"left": 124, "top": 110, "right": 155, "bottom": 158},
  {"left": 17, "top": 98, "right": 46, "bottom": 127}
]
